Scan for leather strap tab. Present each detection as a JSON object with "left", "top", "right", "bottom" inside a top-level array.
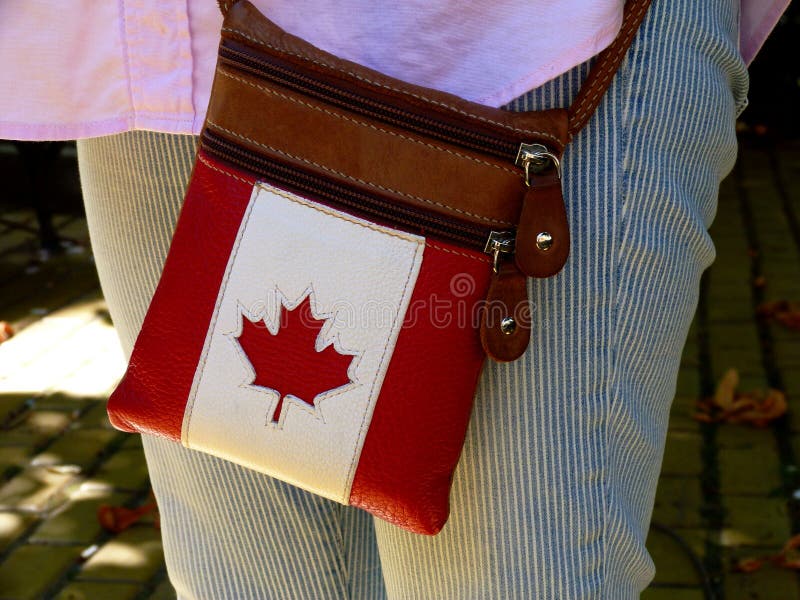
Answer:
[
  {"left": 480, "top": 260, "right": 531, "bottom": 362},
  {"left": 514, "top": 173, "right": 569, "bottom": 278}
]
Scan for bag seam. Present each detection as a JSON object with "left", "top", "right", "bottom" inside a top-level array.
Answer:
[
  {"left": 221, "top": 27, "right": 564, "bottom": 145},
  {"left": 206, "top": 119, "right": 515, "bottom": 226},
  {"left": 215, "top": 69, "right": 524, "bottom": 180},
  {"left": 197, "top": 154, "right": 494, "bottom": 265}
]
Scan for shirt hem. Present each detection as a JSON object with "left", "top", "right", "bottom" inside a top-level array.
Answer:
[
  {"left": 476, "top": 13, "right": 623, "bottom": 107},
  {"left": 0, "top": 114, "right": 197, "bottom": 142}
]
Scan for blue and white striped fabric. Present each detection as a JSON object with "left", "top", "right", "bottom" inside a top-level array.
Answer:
[{"left": 77, "top": 0, "right": 748, "bottom": 597}]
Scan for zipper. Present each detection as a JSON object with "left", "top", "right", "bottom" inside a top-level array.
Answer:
[
  {"left": 201, "top": 128, "right": 506, "bottom": 252},
  {"left": 210, "top": 41, "right": 566, "bottom": 361},
  {"left": 516, "top": 143, "right": 562, "bottom": 185},
  {"left": 203, "top": 134, "right": 559, "bottom": 264},
  {"left": 219, "top": 41, "right": 531, "bottom": 162},
  {"left": 216, "top": 40, "right": 563, "bottom": 257},
  {"left": 201, "top": 128, "right": 538, "bottom": 362},
  {"left": 483, "top": 231, "right": 515, "bottom": 274}
]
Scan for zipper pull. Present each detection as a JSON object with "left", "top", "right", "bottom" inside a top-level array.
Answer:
[
  {"left": 513, "top": 143, "right": 570, "bottom": 278},
  {"left": 480, "top": 232, "right": 530, "bottom": 362}
]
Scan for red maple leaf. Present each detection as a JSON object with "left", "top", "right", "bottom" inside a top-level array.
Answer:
[{"left": 234, "top": 294, "right": 355, "bottom": 423}]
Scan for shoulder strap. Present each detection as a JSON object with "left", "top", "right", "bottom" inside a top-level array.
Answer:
[
  {"left": 217, "top": 0, "right": 651, "bottom": 140},
  {"left": 566, "top": 0, "right": 651, "bottom": 139}
]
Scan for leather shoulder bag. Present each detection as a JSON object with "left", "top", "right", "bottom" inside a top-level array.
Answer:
[{"left": 108, "top": 0, "right": 652, "bottom": 535}]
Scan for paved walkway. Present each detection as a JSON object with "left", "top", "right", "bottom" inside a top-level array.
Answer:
[{"left": 0, "top": 138, "right": 797, "bottom": 599}]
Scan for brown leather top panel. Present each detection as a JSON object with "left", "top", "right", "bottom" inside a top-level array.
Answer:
[
  {"left": 221, "top": 1, "right": 569, "bottom": 152},
  {"left": 208, "top": 65, "right": 534, "bottom": 226},
  {"left": 207, "top": 2, "right": 572, "bottom": 228}
]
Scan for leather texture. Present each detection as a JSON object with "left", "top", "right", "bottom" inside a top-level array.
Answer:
[
  {"left": 184, "top": 176, "right": 425, "bottom": 505},
  {"left": 107, "top": 153, "right": 257, "bottom": 440},
  {"left": 206, "top": 76, "right": 529, "bottom": 228},
  {"left": 514, "top": 173, "right": 570, "bottom": 278},
  {"left": 211, "top": 1, "right": 569, "bottom": 235},
  {"left": 349, "top": 239, "right": 492, "bottom": 534},
  {"left": 108, "top": 152, "right": 492, "bottom": 534},
  {"left": 223, "top": 2, "right": 570, "bottom": 151},
  {"left": 109, "top": 0, "right": 652, "bottom": 536},
  {"left": 567, "top": 0, "right": 653, "bottom": 139},
  {"left": 480, "top": 260, "right": 531, "bottom": 362}
]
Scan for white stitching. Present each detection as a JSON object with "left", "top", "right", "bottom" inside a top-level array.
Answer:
[
  {"left": 216, "top": 69, "right": 524, "bottom": 180},
  {"left": 197, "top": 153, "right": 253, "bottom": 185},
  {"left": 221, "top": 27, "right": 564, "bottom": 146},
  {"left": 207, "top": 119, "right": 515, "bottom": 226},
  {"left": 184, "top": 181, "right": 259, "bottom": 439},
  {"left": 198, "top": 154, "right": 494, "bottom": 265},
  {"left": 426, "top": 241, "right": 490, "bottom": 264},
  {"left": 344, "top": 239, "right": 424, "bottom": 490},
  {"left": 256, "top": 182, "right": 424, "bottom": 243}
]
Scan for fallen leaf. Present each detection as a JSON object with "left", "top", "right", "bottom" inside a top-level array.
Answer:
[
  {"left": 692, "top": 411, "right": 715, "bottom": 423},
  {"left": 757, "top": 300, "right": 800, "bottom": 331},
  {"left": 730, "top": 534, "right": 800, "bottom": 573},
  {"left": 782, "top": 533, "right": 800, "bottom": 555},
  {"left": 734, "top": 557, "right": 766, "bottom": 573},
  {"left": 777, "top": 557, "right": 800, "bottom": 570},
  {"left": 97, "top": 502, "right": 158, "bottom": 533},
  {"left": 692, "top": 369, "right": 787, "bottom": 427},
  {"left": 714, "top": 369, "right": 739, "bottom": 411},
  {"left": 773, "top": 534, "right": 800, "bottom": 569}
]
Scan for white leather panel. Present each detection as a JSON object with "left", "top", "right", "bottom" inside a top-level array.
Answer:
[{"left": 183, "top": 183, "right": 424, "bottom": 503}]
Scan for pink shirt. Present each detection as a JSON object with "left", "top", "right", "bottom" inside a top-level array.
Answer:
[{"left": 0, "top": 1, "right": 788, "bottom": 141}]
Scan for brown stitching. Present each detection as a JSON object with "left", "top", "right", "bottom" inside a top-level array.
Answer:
[
  {"left": 197, "top": 153, "right": 254, "bottom": 185},
  {"left": 257, "top": 182, "right": 425, "bottom": 244},
  {"left": 208, "top": 119, "right": 515, "bottom": 226},
  {"left": 221, "top": 27, "right": 563, "bottom": 145},
  {"left": 426, "top": 241, "right": 490, "bottom": 264},
  {"left": 217, "top": 70, "right": 523, "bottom": 180}
]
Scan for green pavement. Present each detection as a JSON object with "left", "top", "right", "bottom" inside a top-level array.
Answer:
[{"left": 0, "top": 138, "right": 798, "bottom": 599}]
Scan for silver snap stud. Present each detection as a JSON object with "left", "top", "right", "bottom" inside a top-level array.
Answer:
[
  {"left": 536, "top": 231, "right": 553, "bottom": 251},
  {"left": 500, "top": 317, "right": 517, "bottom": 335}
]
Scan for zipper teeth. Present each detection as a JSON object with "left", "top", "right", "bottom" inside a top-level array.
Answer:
[
  {"left": 201, "top": 130, "right": 495, "bottom": 250},
  {"left": 219, "top": 43, "right": 519, "bottom": 161}
]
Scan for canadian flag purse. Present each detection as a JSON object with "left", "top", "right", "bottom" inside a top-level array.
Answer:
[{"left": 108, "top": 0, "right": 650, "bottom": 534}]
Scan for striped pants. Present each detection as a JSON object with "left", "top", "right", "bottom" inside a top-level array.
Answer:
[{"left": 77, "top": 0, "right": 748, "bottom": 597}]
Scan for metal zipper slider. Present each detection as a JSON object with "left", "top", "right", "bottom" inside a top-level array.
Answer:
[
  {"left": 480, "top": 230, "right": 530, "bottom": 361},
  {"left": 515, "top": 143, "right": 562, "bottom": 186},
  {"left": 484, "top": 230, "right": 515, "bottom": 274}
]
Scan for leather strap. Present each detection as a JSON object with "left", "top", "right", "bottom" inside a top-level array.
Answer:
[
  {"left": 216, "top": 0, "right": 652, "bottom": 139},
  {"left": 566, "top": 0, "right": 651, "bottom": 139}
]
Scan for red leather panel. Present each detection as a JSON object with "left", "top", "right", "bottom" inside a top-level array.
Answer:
[
  {"left": 348, "top": 240, "right": 492, "bottom": 535},
  {"left": 234, "top": 294, "right": 356, "bottom": 424},
  {"left": 107, "top": 153, "right": 255, "bottom": 439}
]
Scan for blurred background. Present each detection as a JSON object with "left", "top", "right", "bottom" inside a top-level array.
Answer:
[{"left": 0, "top": 6, "right": 799, "bottom": 600}]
